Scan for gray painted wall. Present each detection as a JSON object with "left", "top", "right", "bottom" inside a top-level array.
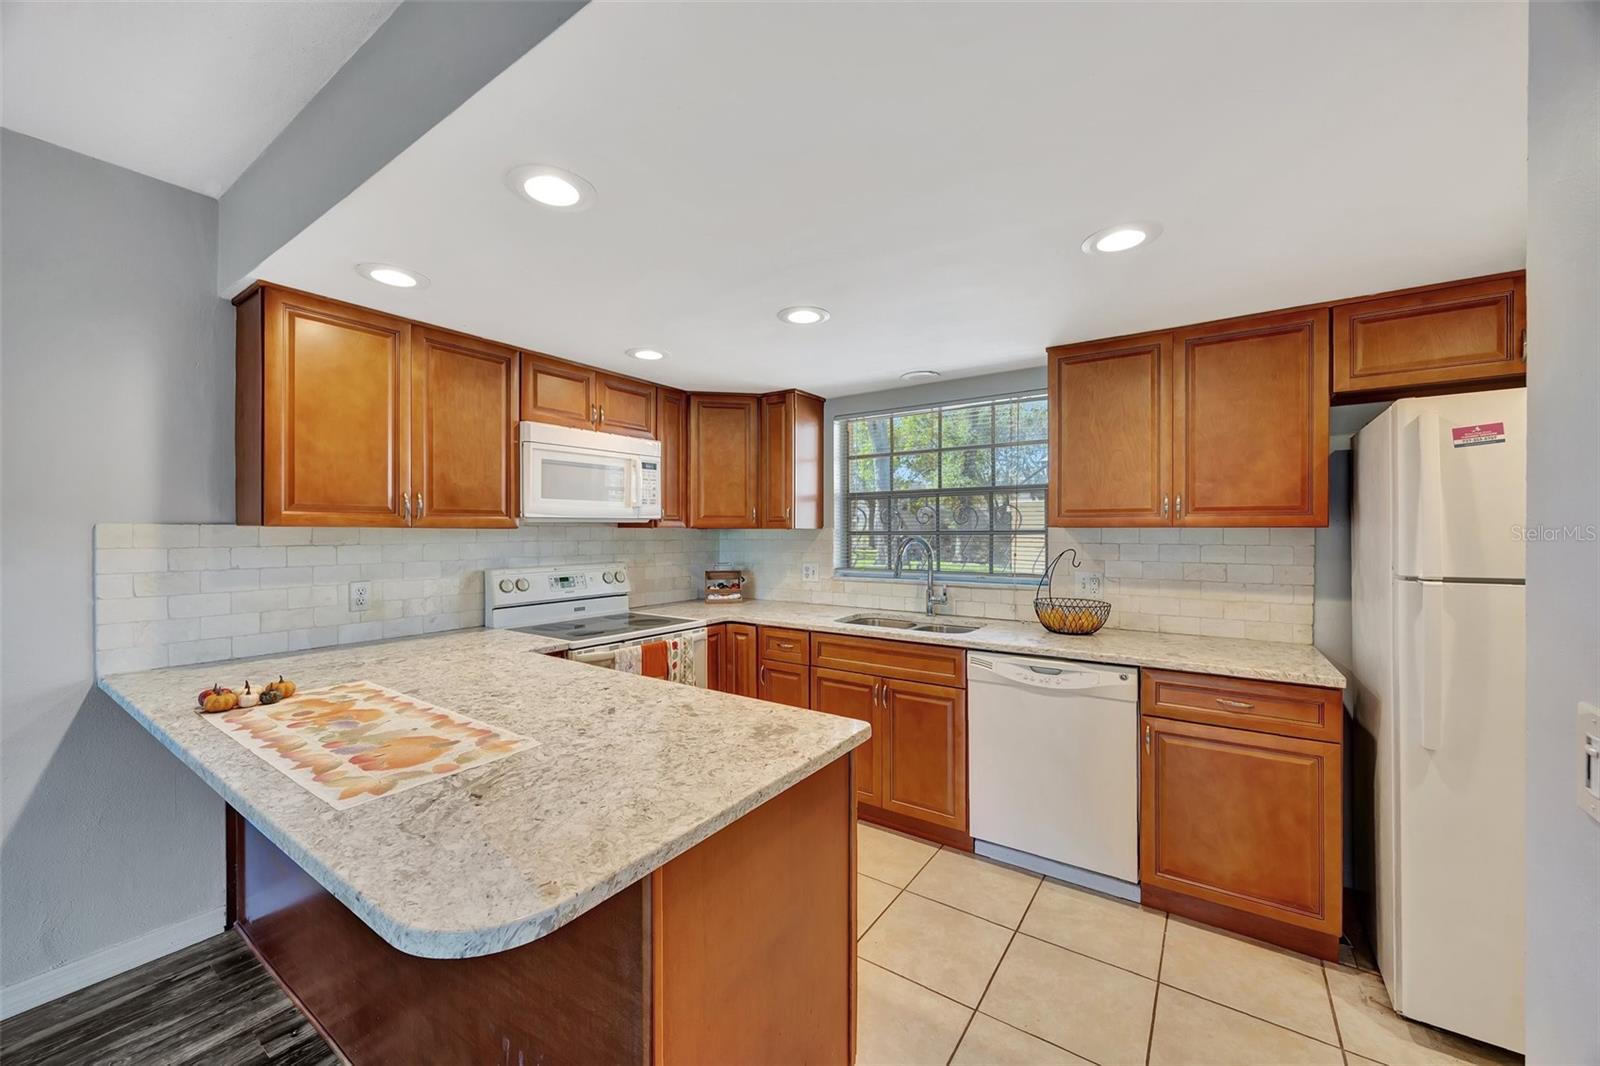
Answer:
[
  {"left": 1, "top": 131, "right": 233, "bottom": 990},
  {"left": 1524, "top": 4, "right": 1600, "bottom": 1062},
  {"left": 217, "top": 0, "right": 585, "bottom": 294}
]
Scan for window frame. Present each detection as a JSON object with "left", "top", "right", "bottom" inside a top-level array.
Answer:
[{"left": 832, "top": 390, "right": 1050, "bottom": 585}]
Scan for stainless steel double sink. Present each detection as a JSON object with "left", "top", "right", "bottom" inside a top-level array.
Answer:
[{"left": 836, "top": 613, "right": 981, "bottom": 635}]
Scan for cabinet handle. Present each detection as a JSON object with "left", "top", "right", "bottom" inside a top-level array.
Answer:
[
  {"left": 590, "top": 403, "right": 598, "bottom": 423},
  {"left": 1175, "top": 494, "right": 1183, "bottom": 517},
  {"left": 759, "top": 664, "right": 768, "bottom": 688},
  {"left": 1162, "top": 494, "right": 1169, "bottom": 518},
  {"left": 1144, "top": 723, "right": 1152, "bottom": 754},
  {"left": 1215, "top": 697, "right": 1255, "bottom": 710},
  {"left": 599, "top": 405, "right": 605, "bottom": 425},
  {"left": 416, "top": 493, "right": 424, "bottom": 521},
  {"left": 776, "top": 640, "right": 795, "bottom": 650},
  {"left": 1520, "top": 328, "right": 1528, "bottom": 361},
  {"left": 403, "top": 491, "right": 412, "bottom": 524}
]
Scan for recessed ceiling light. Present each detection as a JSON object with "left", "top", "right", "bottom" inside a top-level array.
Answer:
[
  {"left": 778, "top": 305, "right": 830, "bottom": 325},
  {"left": 900, "top": 370, "right": 941, "bottom": 381},
  {"left": 506, "top": 164, "right": 595, "bottom": 211},
  {"left": 1081, "top": 221, "right": 1163, "bottom": 255},
  {"left": 356, "top": 263, "right": 427, "bottom": 288},
  {"left": 628, "top": 348, "right": 666, "bottom": 361}
]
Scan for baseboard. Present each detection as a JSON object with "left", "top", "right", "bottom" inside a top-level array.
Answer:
[{"left": 0, "top": 906, "right": 227, "bottom": 1020}]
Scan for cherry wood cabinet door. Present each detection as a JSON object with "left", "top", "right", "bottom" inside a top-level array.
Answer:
[
  {"left": 757, "top": 661, "right": 810, "bottom": 708},
  {"left": 880, "top": 678, "right": 967, "bottom": 832},
  {"left": 655, "top": 388, "right": 688, "bottom": 527},
  {"left": 726, "top": 623, "right": 759, "bottom": 696},
  {"left": 1047, "top": 333, "right": 1174, "bottom": 526},
  {"left": 1171, "top": 308, "right": 1329, "bottom": 527},
  {"left": 1140, "top": 716, "right": 1340, "bottom": 938},
  {"left": 1332, "top": 272, "right": 1525, "bottom": 400},
  {"left": 410, "top": 327, "right": 519, "bottom": 528},
  {"left": 705, "top": 624, "right": 726, "bottom": 692},
  {"left": 520, "top": 351, "right": 596, "bottom": 429},
  {"left": 596, "top": 374, "right": 655, "bottom": 438},
  {"left": 688, "top": 395, "right": 759, "bottom": 528},
  {"left": 758, "top": 391, "right": 794, "bottom": 528},
  {"left": 811, "top": 668, "right": 882, "bottom": 808},
  {"left": 261, "top": 288, "right": 411, "bottom": 526}
]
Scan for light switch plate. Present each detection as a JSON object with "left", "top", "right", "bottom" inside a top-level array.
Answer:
[
  {"left": 1579, "top": 702, "right": 1600, "bottom": 825},
  {"left": 801, "top": 563, "right": 819, "bottom": 581},
  {"left": 349, "top": 581, "right": 371, "bottom": 611}
]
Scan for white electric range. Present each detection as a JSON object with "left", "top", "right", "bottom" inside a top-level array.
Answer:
[{"left": 484, "top": 564, "right": 709, "bottom": 686}]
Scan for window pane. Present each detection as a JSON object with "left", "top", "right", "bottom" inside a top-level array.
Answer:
[
  {"left": 890, "top": 535, "right": 932, "bottom": 572},
  {"left": 996, "top": 397, "right": 1048, "bottom": 443},
  {"left": 891, "top": 495, "right": 938, "bottom": 534},
  {"left": 941, "top": 403, "right": 993, "bottom": 448},
  {"left": 849, "top": 534, "right": 889, "bottom": 569},
  {"left": 940, "top": 493, "right": 990, "bottom": 531},
  {"left": 937, "top": 534, "right": 991, "bottom": 576},
  {"left": 993, "top": 489, "right": 1047, "bottom": 531},
  {"left": 849, "top": 457, "right": 891, "bottom": 492},
  {"left": 992, "top": 533, "right": 1048, "bottom": 577},
  {"left": 892, "top": 410, "right": 938, "bottom": 451},
  {"left": 996, "top": 443, "right": 1048, "bottom": 486},
  {"left": 846, "top": 496, "right": 891, "bottom": 532},
  {"left": 893, "top": 452, "right": 937, "bottom": 491},
  {"left": 940, "top": 447, "right": 993, "bottom": 488},
  {"left": 848, "top": 415, "right": 891, "bottom": 455}
]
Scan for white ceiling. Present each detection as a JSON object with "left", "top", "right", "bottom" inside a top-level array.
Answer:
[
  {"left": 254, "top": 1, "right": 1528, "bottom": 398},
  {"left": 1, "top": 0, "right": 399, "bottom": 197}
]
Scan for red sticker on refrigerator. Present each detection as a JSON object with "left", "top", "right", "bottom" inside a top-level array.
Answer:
[{"left": 1450, "top": 422, "right": 1506, "bottom": 448}]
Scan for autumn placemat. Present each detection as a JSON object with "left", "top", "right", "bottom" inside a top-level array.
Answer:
[{"left": 205, "top": 680, "right": 534, "bottom": 810}]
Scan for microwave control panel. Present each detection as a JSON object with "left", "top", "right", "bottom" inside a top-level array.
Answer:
[{"left": 639, "top": 460, "right": 659, "bottom": 508}]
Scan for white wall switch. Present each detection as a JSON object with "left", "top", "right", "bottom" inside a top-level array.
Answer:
[
  {"left": 802, "top": 563, "right": 819, "bottom": 581},
  {"left": 349, "top": 581, "right": 371, "bottom": 611},
  {"left": 1074, "top": 573, "right": 1103, "bottom": 597},
  {"left": 1579, "top": 702, "right": 1600, "bottom": 825}
]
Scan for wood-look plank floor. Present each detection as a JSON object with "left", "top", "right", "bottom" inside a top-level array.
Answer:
[{"left": 1, "top": 931, "right": 337, "bottom": 1066}]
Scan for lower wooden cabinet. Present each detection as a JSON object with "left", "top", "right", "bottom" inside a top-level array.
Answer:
[
  {"left": 880, "top": 678, "right": 967, "bottom": 833},
  {"left": 1139, "top": 670, "right": 1343, "bottom": 959},
  {"left": 706, "top": 624, "right": 726, "bottom": 692},
  {"left": 757, "top": 660, "right": 810, "bottom": 708},
  {"left": 811, "top": 668, "right": 882, "bottom": 808},
  {"left": 723, "top": 623, "right": 758, "bottom": 696}
]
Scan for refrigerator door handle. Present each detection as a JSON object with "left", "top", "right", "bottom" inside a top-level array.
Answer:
[
  {"left": 1414, "top": 411, "right": 1447, "bottom": 579},
  {"left": 1418, "top": 580, "right": 1446, "bottom": 751}
]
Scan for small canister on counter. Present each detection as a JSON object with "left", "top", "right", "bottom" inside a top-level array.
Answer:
[{"left": 705, "top": 567, "right": 746, "bottom": 603}]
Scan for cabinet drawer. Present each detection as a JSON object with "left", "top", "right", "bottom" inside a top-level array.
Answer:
[
  {"left": 810, "top": 632, "right": 966, "bottom": 687},
  {"left": 758, "top": 626, "right": 810, "bottom": 665},
  {"left": 1142, "top": 669, "right": 1342, "bottom": 743}
]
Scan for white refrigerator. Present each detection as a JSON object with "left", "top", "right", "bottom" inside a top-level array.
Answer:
[{"left": 1352, "top": 388, "right": 1525, "bottom": 1053}]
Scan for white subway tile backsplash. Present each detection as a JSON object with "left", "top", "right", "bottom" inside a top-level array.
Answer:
[
  {"left": 200, "top": 569, "right": 260, "bottom": 592},
  {"left": 135, "top": 571, "right": 201, "bottom": 597},
  {"left": 168, "top": 593, "right": 232, "bottom": 618},
  {"left": 231, "top": 546, "right": 286, "bottom": 569},
  {"left": 132, "top": 524, "right": 199, "bottom": 548},
  {"left": 169, "top": 547, "right": 231, "bottom": 571}
]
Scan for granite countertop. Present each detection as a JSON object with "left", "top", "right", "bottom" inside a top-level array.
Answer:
[
  {"left": 99, "top": 629, "right": 868, "bottom": 960},
  {"left": 648, "top": 599, "right": 1347, "bottom": 689}
]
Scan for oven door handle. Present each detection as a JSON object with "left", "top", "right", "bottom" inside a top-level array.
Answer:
[{"left": 569, "top": 647, "right": 619, "bottom": 666}]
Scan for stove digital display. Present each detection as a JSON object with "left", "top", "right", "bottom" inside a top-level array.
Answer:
[{"left": 549, "top": 575, "right": 587, "bottom": 590}]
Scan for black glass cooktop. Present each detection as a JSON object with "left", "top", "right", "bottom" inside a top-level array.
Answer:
[{"left": 512, "top": 613, "right": 691, "bottom": 641}]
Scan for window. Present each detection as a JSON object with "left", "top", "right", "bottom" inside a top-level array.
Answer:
[{"left": 835, "top": 392, "right": 1049, "bottom": 581}]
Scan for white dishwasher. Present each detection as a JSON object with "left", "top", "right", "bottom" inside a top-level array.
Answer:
[{"left": 968, "top": 652, "right": 1140, "bottom": 899}]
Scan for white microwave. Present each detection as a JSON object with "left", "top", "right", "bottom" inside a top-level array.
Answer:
[{"left": 519, "top": 421, "right": 662, "bottom": 522}]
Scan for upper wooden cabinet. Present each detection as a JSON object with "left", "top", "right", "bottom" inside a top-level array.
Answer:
[
  {"left": 520, "top": 352, "right": 656, "bottom": 439},
  {"left": 655, "top": 387, "right": 689, "bottom": 527},
  {"left": 1048, "top": 310, "right": 1328, "bottom": 527},
  {"left": 757, "top": 391, "right": 825, "bottom": 529},
  {"left": 1332, "top": 272, "right": 1526, "bottom": 401},
  {"left": 688, "top": 394, "right": 760, "bottom": 528},
  {"left": 1172, "top": 307, "right": 1328, "bottom": 527},
  {"left": 1047, "top": 332, "right": 1173, "bottom": 526},
  {"left": 410, "top": 327, "right": 520, "bottom": 528}
]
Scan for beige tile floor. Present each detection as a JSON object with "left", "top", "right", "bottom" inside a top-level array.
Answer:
[{"left": 855, "top": 824, "right": 1524, "bottom": 1066}]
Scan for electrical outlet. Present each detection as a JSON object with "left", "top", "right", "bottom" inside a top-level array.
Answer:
[
  {"left": 349, "top": 581, "right": 371, "bottom": 611},
  {"left": 1074, "top": 573, "right": 1103, "bottom": 597},
  {"left": 802, "top": 563, "right": 819, "bottom": 581}
]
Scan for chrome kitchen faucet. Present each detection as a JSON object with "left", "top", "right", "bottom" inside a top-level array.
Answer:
[{"left": 893, "top": 535, "right": 950, "bottom": 617}]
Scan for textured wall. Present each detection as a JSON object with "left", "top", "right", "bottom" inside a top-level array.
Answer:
[{"left": 1, "top": 132, "right": 234, "bottom": 993}]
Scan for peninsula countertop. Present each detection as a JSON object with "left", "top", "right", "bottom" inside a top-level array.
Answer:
[
  {"left": 639, "top": 599, "right": 1348, "bottom": 690},
  {"left": 99, "top": 628, "right": 868, "bottom": 960}
]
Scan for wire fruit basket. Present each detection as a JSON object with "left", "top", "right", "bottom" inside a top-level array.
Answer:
[{"left": 1033, "top": 548, "right": 1111, "bottom": 636}]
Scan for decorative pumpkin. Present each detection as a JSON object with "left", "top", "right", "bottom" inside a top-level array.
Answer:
[
  {"left": 266, "top": 675, "right": 297, "bottom": 699},
  {"left": 201, "top": 689, "right": 240, "bottom": 713},
  {"left": 237, "top": 681, "right": 259, "bottom": 709},
  {"left": 257, "top": 688, "right": 283, "bottom": 706},
  {"left": 197, "top": 682, "right": 232, "bottom": 709}
]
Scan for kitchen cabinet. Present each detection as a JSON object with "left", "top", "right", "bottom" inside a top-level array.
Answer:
[
  {"left": 880, "top": 678, "right": 967, "bottom": 833},
  {"left": 655, "top": 387, "right": 689, "bottom": 527},
  {"left": 595, "top": 373, "right": 656, "bottom": 438},
  {"left": 706, "top": 624, "right": 726, "bottom": 692},
  {"left": 687, "top": 394, "right": 760, "bottom": 528},
  {"left": 811, "top": 668, "right": 882, "bottom": 808},
  {"left": 1139, "top": 668, "right": 1343, "bottom": 959},
  {"left": 1172, "top": 307, "right": 1328, "bottom": 526},
  {"left": 1047, "top": 308, "right": 1328, "bottom": 528},
  {"left": 410, "top": 326, "right": 520, "bottom": 528},
  {"left": 757, "top": 390, "right": 825, "bottom": 529},
  {"left": 757, "top": 627, "right": 809, "bottom": 666},
  {"left": 520, "top": 352, "right": 655, "bottom": 438},
  {"left": 757, "top": 661, "right": 810, "bottom": 708},
  {"left": 1332, "top": 272, "right": 1526, "bottom": 401},
  {"left": 724, "top": 623, "right": 759, "bottom": 697}
]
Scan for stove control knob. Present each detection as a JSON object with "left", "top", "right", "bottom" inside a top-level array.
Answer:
[
  {"left": 498, "top": 579, "right": 515, "bottom": 593},
  {"left": 515, "top": 578, "right": 530, "bottom": 592},
  {"left": 613, "top": 569, "right": 627, "bottom": 583},
  {"left": 601, "top": 571, "right": 615, "bottom": 584}
]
